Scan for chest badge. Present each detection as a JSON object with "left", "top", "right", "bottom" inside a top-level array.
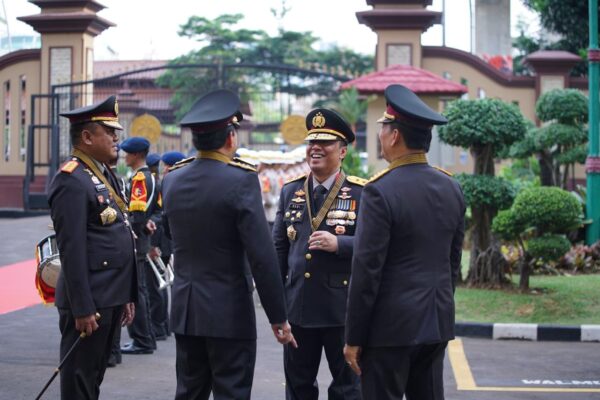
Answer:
[
  {"left": 100, "top": 206, "right": 118, "bottom": 225},
  {"left": 287, "top": 225, "right": 297, "bottom": 241},
  {"left": 335, "top": 225, "right": 346, "bottom": 235}
]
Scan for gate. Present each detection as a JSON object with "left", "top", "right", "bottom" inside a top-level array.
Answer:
[{"left": 23, "top": 63, "right": 350, "bottom": 209}]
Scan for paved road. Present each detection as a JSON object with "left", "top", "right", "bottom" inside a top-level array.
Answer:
[{"left": 1, "top": 216, "right": 599, "bottom": 399}]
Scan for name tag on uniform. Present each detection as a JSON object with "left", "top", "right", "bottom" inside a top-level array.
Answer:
[{"left": 95, "top": 184, "right": 107, "bottom": 192}]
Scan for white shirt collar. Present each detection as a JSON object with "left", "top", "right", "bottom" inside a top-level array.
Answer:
[{"left": 312, "top": 171, "right": 338, "bottom": 191}]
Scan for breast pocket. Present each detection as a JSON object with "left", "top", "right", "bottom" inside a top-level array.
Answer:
[
  {"left": 88, "top": 251, "right": 126, "bottom": 271},
  {"left": 328, "top": 273, "right": 350, "bottom": 289}
]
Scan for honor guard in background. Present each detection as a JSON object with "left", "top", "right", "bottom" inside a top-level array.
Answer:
[
  {"left": 147, "top": 152, "right": 161, "bottom": 176},
  {"left": 344, "top": 84, "right": 466, "bottom": 400},
  {"left": 146, "top": 150, "right": 187, "bottom": 341},
  {"left": 161, "top": 89, "right": 296, "bottom": 400},
  {"left": 161, "top": 151, "right": 186, "bottom": 176},
  {"left": 48, "top": 95, "right": 136, "bottom": 399},
  {"left": 119, "top": 137, "right": 160, "bottom": 355},
  {"left": 273, "top": 108, "right": 364, "bottom": 400}
]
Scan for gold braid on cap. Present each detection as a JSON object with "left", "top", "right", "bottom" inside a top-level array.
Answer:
[
  {"left": 306, "top": 128, "right": 346, "bottom": 141},
  {"left": 382, "top": 111, "right": 396, "bottom": 120}
]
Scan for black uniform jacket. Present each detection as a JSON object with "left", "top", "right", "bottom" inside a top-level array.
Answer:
[
  {"left": 346, "top": 162, "right": 465, "bottom": 347},
  {"left": 162, "top": 155, "right": 287, "bottom": 340},
  {"left": 48, "top": 156, "right": 137, "bottom": 318},
  {"left": 127, "top": 166, "right": 158, "bottom": 257},
  {"left": 150, "top": 177, "right": 173, "bottom": 257},
  {"left": 273, "top": 172, "right": 365, "bottom": 328}
]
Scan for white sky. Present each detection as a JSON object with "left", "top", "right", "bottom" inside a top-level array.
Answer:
[{"left": 6, "top": 0, "right": 539, "bottom": 60}]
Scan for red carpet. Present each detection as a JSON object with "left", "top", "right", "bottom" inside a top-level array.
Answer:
[{"left": 0, "top": 259, "right": 42, "bottom": 314}]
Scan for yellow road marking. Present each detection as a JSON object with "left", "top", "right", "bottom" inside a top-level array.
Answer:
[{"left": 448, "top": 338, "right": 600, "bottom": 393}]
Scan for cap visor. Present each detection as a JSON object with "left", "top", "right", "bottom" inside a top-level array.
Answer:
[{"left": 100, "top": 120, "right": 124, "bottom": 130}]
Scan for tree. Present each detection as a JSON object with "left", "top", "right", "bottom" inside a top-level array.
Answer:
[
  {"left": 156, "top": 13, "right": 373, "bottom": 121},
  {"left": 493, "top": 186, "right": 583, "bottom": 291},
  {"left": 325, "top": 87, "right": 372, "bottom": 132},
  {"left": 439, "top": 99, "right": 527, "bottom": 287},
  {"left": 507, "top": 89, "right": 588, "bottom": 188},
  {"left": 521, "top": 0, "right": 595, "bottom": 75}
]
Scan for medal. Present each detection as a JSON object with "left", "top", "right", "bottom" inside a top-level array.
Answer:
[
  {"left": 335, "top": 226, "right": 346, "bottom": 235},
  {"left": 99, "top": 206, "right": 117, "bottom": 225},
  {"left": 296, "top": 211, "right": 303, "bottom": 219},
  {"left": 285, "top": 211, "right": 291, "bottom": 218},
  {"left": 287, "top": 224, "right": 297, "bottom": 241},
  {"left": 91, "top": 176, "right": 101, "bottom": 184},
  {"left": 338, "top": 192, "right": 352, "bottom": 200}
]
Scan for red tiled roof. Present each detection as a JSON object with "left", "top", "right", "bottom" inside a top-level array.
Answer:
[
  {"left": 94, "top": 60, "right": 168, "bottom": 79},
  {"left": 341, "top": 64, "right": 467, "bottom": 95}
]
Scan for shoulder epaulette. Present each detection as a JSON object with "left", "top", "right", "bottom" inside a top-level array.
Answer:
[
  {"left": 132, "top": 171, "right": 146, "bottom": 181},
  {"left": 169, "top": 157, "right": 195, "bottom": 172},
  {"left": 346, "top": 175, "right": 368, "bottom": 186},
  {"left": 368, "top": 168, "right": 391, "bottom": 183},
  {"left": 229, "top": 158, "right": 257, "bottom": 172},
  {"left": 433, "top": 166, "right": 453, "bottom": 177},
  {"left": 284, "top": 174, "right": 306, "bottom": 185},
  {"left": 60, "top": 160, "right": 79, "bottom": 174}
]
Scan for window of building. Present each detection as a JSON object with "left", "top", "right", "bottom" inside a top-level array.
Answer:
[
  {"left": 4, "top": 80, "right": 10, "bottom": 162},
  {"left": 20, "top": 76, "right": 26, "bottom": 162}
]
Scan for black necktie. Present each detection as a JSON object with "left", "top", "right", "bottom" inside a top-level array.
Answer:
[
  {"left": 313, "top": 184, "right": 328, "bottom": 212},
  {"left": 102, "top": 168, "right": 113, "bottom": 187}
]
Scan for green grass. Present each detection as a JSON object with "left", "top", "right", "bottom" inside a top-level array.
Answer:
[{"left": 456, "top": 249, "right": 600, "bottom": 324}]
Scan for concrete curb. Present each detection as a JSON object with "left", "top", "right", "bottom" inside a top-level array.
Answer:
[
  {"left": 0, "top": 208, "right": 49, "bottom": 218},
  {"left": 456, "top": 322, "right": 600, "bottom": 342}
]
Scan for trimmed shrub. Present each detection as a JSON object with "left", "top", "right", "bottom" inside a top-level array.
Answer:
[
  {"left": 511, "top": 187, "right": 583, "bottom": 234},
  {"left": 527, "top": 235, "right": 571, "bottom": 262}
]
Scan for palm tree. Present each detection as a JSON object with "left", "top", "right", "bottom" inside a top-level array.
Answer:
[{"left": 327, "top": 87, "right": 371, "bottom": 134}]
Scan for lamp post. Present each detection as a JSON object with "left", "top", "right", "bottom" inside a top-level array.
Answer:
[{"left": 587, "top": 0, "right": 600, "bottom": 244}]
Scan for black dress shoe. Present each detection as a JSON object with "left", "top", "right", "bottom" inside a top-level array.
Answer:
[
  {"left": 120, "top": 343, "right": 154, "bottom": 355},
  {"left": 107, "top": 354, "right": 117, "bottom": 367}
]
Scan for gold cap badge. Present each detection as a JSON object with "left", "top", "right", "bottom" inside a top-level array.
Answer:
[
  {"left": 312, "top": 112, "right": 326, "bottom": 128},
  {"left": 114, "top": 100, "right": 119, "bottom": 115}
]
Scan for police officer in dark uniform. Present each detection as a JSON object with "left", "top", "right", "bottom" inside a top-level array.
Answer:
[
  {"left": 344, "top": 84, "right": 466, "bottom": 400},
  {"left": 48, "top": 95, "right": 136, "bottom": 399},
  {"left": 161, "top": 89, "right": 296, "bottom": 400},
  {"left": 119, "top": 137, "right": 160, "bottom": 354},
  {"left": 273, "top": 108, "right": 364, "bottom": 400}
]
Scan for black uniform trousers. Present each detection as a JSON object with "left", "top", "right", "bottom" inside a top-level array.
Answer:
[
  {"left": 126, "top": 257, "right": 156, "bottom": 349},
  {"left": 284, "top": 324, "right": 361, "bottom": 400},
  {"left": 58, "top": 305, "right": 122, "bottom": 400},
  {"left": 174, "top": 334, "right": 256, "bottom": 400},
  {"left": 360, "top": 342, "right": 447, "bottom": 400},
  {"left": 147, "top": 255, "right": 170, "bottom": 338}
]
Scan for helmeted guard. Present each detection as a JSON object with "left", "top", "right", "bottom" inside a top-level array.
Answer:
[
  {"left": 161, "top": 89, "right": 295, "bottom": 400},
  {"left": 119, "top": 136, "right": 160, "bottom": 355},
  {"left": 273, "top": 108, "right": 364, "bottom": 400},
  {"left": 344, "top": 84, "right": 466, "bottom": 400},
  {"left": 48, "top": 95, "right": 136, "bottom": 399}
]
